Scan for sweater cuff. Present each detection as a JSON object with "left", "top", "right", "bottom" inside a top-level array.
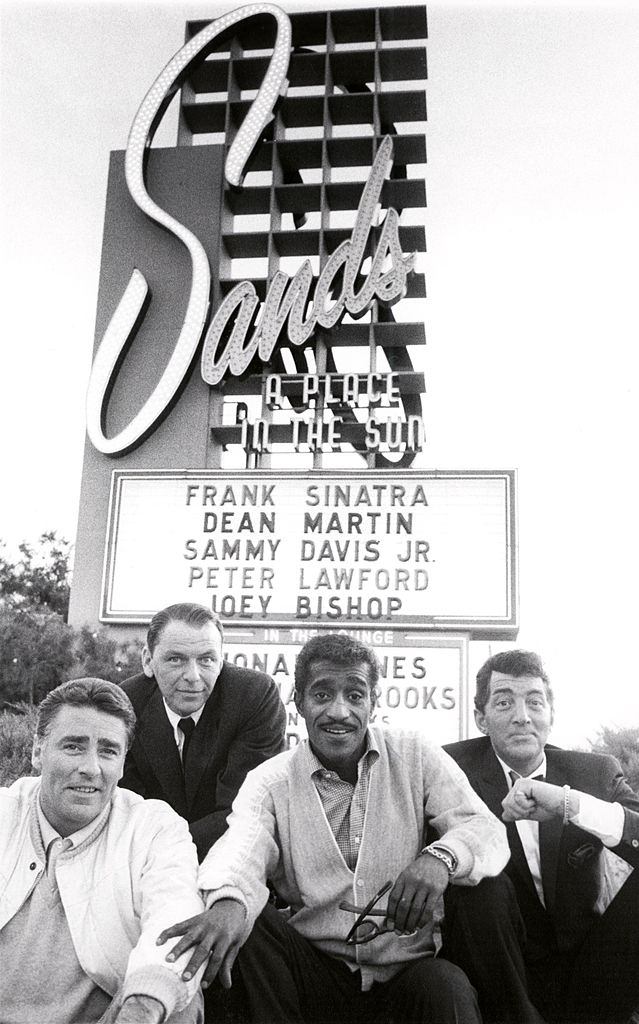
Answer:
[
  {"left": 120, "top": 964, "right": 184, "bottom": 1019},
  {"left": 203, "top": 884, "right": 249, "bottom": 918},
  {"left": 435, "top": 837, "right": 473, "bottom": 880}
]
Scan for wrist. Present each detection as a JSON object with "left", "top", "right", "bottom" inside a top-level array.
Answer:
[{"left": 419, "top": 844, "right": 458, "bottom": 877}]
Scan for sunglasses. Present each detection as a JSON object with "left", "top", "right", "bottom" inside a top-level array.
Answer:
[{"left": 339, "top": 880, "right": 393, "bottom": 945}]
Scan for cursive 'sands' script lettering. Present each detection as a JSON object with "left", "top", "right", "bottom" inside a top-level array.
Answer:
[{"left": 86, "top": 4, "right": 415, "bottom": 456}]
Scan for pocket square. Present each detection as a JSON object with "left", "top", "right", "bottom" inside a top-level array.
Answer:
[{"left": 567, "top": 843, "right": 597, "bottom": 868}]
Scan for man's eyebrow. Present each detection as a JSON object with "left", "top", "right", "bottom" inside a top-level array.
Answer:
[
  {"left": 491, "top": 685, "right": 545, "bottom": 697},
  {"left": 164, "top": 646, "right": 218, "bottom": 655},
  {"left": 57, "top": 733, "right": 124, "bottom": 746}
]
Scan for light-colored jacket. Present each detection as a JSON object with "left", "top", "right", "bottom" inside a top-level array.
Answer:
[
  {"left": 199, "top": 726, "right": 509, "bottom": 988},
  {"left": 0, "top": 778, "right": 204, "bottom": 1016}
]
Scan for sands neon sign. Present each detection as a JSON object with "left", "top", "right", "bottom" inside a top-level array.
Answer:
[{"left": 86, "top": 4, "right": 418, "bottom": 456}]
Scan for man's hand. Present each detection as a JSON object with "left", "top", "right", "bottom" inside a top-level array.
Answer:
[
  {"left": 502, "top": 778, "right": 578, "bottom": 823},
  {"left": 385, "top": 854, "right": 449, "bottom": 934},
  {"left": 156, "top": 898, "right": 246, "bottom": 990}
]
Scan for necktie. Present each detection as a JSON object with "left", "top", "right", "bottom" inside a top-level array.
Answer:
[
  {"left": 178, "top": 716, "right": 196, "bottom": 767},
  {"left": 509, "top": 770, "right": 545, "bottom": 787}
]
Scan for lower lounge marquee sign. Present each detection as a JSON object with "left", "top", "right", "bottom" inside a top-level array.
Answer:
[{"left": 101, "top": 469, "right": 517, "bottom": 635}]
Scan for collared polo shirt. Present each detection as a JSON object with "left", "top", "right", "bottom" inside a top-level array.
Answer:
[{"left": 308, "top": 731, "right": 380, "bottom": 870}]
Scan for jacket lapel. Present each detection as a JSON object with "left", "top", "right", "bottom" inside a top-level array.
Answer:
[
  {"left": 477, "top": 742, "right": 510, "bottom": 818},
  {"left": 478, "top": 744, "right": 536, "bottom": 891},
  {"left": 137, "top": 688, "right": 187, "bottom": 816},
  {"left": 539, "top": 750, "right": 563, "bottom": 913}
]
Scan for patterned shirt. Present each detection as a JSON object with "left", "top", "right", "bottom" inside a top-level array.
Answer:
[{"left": 309, "top": 734, "right": 380, "bottom": 870}]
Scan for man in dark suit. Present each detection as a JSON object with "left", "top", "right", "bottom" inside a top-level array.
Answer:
[
  {"left": 442, "top": 649, "right": 639, "bottom": 1024},
  {"left": 119, "top": 602, "right": 286, "bottom": 861}
]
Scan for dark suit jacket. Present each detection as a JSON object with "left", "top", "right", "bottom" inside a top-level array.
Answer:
[
  {"left": 119, "top": 663, "right": 286, "bottom": 860},
  {"left": 444, "top": 736, "right": 639, "bottom": 952}
]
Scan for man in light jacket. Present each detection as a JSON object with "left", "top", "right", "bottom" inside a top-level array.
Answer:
[
  {"left": 0, "top": 677, "right": 205, "bottom": 1024},
  {"left": 159, "top": 633, "right": 509, "bottom": 1024}
]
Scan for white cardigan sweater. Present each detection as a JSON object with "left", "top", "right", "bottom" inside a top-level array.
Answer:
[
  {"left": 199, "top": 727, "right": 509, "bottom": 988},
  {"left": 0, "top": 778, "right": 204, "bottom": 1017}
]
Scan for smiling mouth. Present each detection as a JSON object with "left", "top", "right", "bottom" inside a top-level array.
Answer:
[
  {"left": 69, "top": 786, "right": 100, "bottom": 793},
  {"left": 322, "top": 726, "right": 355, "bottom": 735}
]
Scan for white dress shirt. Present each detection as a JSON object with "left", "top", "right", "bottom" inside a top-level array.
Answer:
[{"left": 162, "top": 700, "right": 204, "bottom": 758}]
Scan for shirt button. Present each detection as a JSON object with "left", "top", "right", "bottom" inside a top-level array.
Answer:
[
  {"left": 356, "top": 879, "right": 364, "bottom": 888},
  {"left": 29, "top": 862, "right": 37, "bottom": 870},
  {"left": 355, "top": 836, "right": 361, "bottom": 844},
  {"left": 632, "top": 839, "right": 638, "bottom": 848}
]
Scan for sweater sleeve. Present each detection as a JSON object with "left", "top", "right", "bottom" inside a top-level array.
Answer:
[
  {"left": 421, "top": 741, "right": 509, "bottom": 885},
  {"left": 125, "top": 804, "right": 205, "bottom": 1015},
  {"left": 197, "top": 762, "right": 282, "bottom": 931}
]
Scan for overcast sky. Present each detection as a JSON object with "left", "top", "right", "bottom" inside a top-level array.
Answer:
[{"left": 1, "top": 0, "right": 638, "bottom": 745}]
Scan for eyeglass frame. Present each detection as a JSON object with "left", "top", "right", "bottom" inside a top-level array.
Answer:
[{"left": 339, "top": 879, "right": 393, "bottom": 945}]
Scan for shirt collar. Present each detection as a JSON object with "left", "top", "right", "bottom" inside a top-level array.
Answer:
[
  {"left": 163, "top": 699, "right": 205, "bottom": 731},
  {"left": 306, "top": 727, "right": 380, "bottom": 780},
  {"left": 496, "top": 752, "right": 547, "bottom": 787},
  {"left": 36, "top": 792, "right": 112, "bottom": 851}
]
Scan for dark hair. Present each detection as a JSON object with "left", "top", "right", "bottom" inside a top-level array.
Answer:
[
  {"left": 294, "top": 633, "right": 380, "bottom": 698},
  {"left": 475, "top": 649, "right": 553, "bottom": 713},
  {"left": 36, "top": 678, "right": 137, "bottom": 749},
  {"left": 146, "top": 603, "right": 223, "bottom": 654}
]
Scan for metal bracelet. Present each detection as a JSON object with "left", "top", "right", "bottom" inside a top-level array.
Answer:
[{"left": 562, "top": 784, "right": 571, "bottom": 825}]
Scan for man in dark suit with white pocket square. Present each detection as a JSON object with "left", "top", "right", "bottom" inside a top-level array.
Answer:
[{"left": 442, "top": 649, "right": 639, "bottom": 1024}]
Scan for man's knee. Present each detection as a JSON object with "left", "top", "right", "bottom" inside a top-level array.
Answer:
[
  {"left": 389, "top": 956, "right": 480, "bottom": 1020},
  {"left": 446, "top": 873, "right": 519, "bottom": 924}
]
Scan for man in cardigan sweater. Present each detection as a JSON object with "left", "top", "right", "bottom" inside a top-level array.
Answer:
[
  {"left": 0, "top": 678, "right": 205, "bottom": 1024},
  {"left": 159, "top": 634, "right": 509, "bottom": 1024},
  {"left": 442, "top": 649, "right": 639, "bottom": 1024}
]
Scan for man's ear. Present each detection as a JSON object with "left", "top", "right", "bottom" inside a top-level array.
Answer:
[
  {"left": 141, "top": 644, "right": 154, "bottom": 678},
  {"left": 369, "top": 686, "right": 379, "bottom": 717},
  {"left": 474, "top": 708, "right": 488, "bottom": 735},
  {"left": 293, "top": 688, "right": 303, "bottom": 716},
  {"left": 31, "top": 736, "right": 43, "bottom": 773}
]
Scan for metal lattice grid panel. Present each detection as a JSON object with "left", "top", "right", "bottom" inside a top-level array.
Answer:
[{"left": 178, "top": 5, "right": 427, "bottom": 470}]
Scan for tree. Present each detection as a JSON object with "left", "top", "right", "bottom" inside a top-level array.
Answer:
[
  {"left": 0, "top": 532, "right": 72, "bottom": 620},
  {"left": 589, "top": 726, "right": 639, "bottom": 793},
  {"left": 0, "top": 532, "right": 145, "bottom": 706}
]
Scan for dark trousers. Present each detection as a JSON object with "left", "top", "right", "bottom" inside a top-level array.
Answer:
[
  {"left": 229, "top": 902, "right": 481, "bottom": 1024},
  {"left": 441, "top": 870, "right": 639, "bottom": 1024}
]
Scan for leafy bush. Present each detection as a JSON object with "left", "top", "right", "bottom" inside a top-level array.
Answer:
[
  {"left": 0, "top": 703, "right": 38, "bottom": 786},
  {"left": 0, "top": 607, "right": 76, "bottom": 705},
  {"left": 72, "top": 625, "right": 142, "bottom": 684}
]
